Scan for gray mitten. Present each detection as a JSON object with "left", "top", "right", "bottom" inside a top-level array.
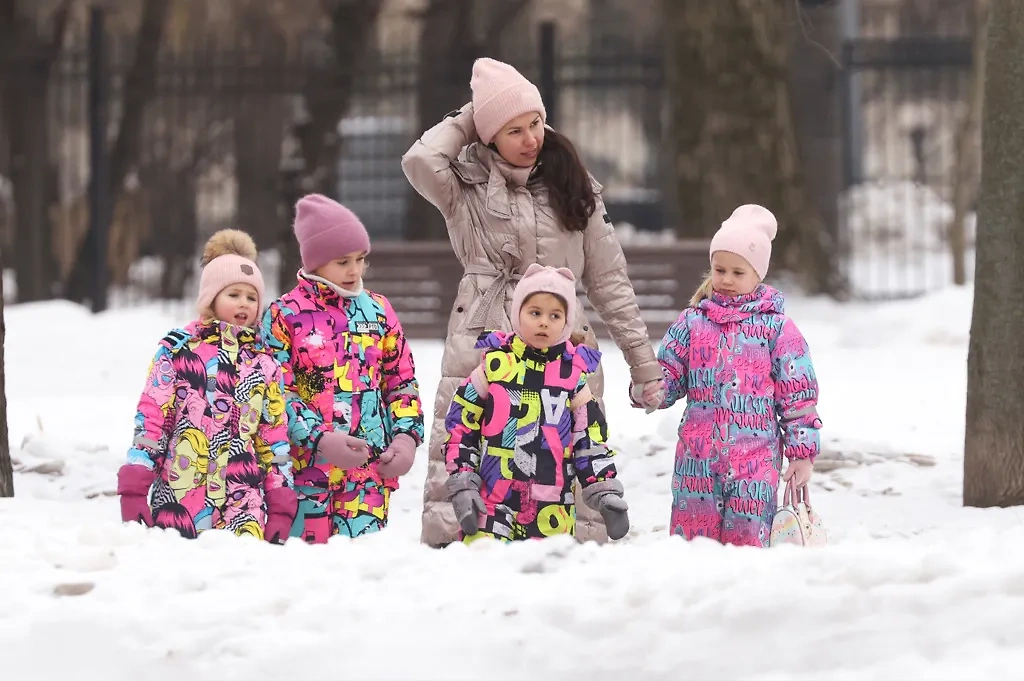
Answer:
[
  {"left": 445, "top": 471, "right": 487, "bottom": 536},
  {"left": 582, "top": 478, "right": 630, "bottom": 540}
]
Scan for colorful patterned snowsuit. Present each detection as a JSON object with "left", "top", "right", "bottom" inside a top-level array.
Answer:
[
  {"left": 262, "top": 274, "right": 425, "bottom": 542},
  {"left": 653, "top": 285, "right": 821, "bottom": 547},
  {"left": 121, "top": 321, "right": 293, "bottom": 539},
  {"left": 444, "top": 331, "right": 618, "bottom": 542}
]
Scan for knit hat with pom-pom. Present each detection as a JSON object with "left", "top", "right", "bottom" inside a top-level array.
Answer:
[
  {"left": 195, "top": 229, "right": 265, "bottom": 318},
  {"left": 708, "top": 204, "right": 778, "bottom": 280}
]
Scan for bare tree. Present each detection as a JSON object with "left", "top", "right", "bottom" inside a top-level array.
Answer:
[
  {"left": 0, "top": 245, "right": 12, "bottom": 498},
  {"left": 949, "top": 0, "right": 989, "bottom": 287},
  {"left": 963, "top": 0, "right": 1024, "bottom": 507},
  {"left": 0, "top": 0, "right": 72, "bottom": 302},
  {"left": 662, "top": 0, "right": 841, "bottom": 295}
]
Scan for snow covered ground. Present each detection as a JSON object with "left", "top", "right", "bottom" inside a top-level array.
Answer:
[{"left": 3, "top": 285, "right": 1024, "bottom": 680}]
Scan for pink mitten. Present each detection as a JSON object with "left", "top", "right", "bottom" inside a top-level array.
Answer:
[
  {"left": 783, "top": 458, "right": 814, "bottom": 488},
  {"left": 629, "top": 378, "right": 666, "bottom": 414},
  {"left": 376, "top": 433, "right": 418, "bottom": 479},
  {"left": 315, "top": 431, "right": 370, "bottom": 470},
  {"left": 264, "top": 486, "right": 298, "bottom": 544},
  {"left": 117, "top": 464, "right": 155, "bottom": 527}
]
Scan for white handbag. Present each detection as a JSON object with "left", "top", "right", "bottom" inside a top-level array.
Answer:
[{"left": 770, "top": 479, "right": 827, "bottom": 547}]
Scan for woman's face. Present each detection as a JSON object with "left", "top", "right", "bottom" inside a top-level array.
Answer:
[{"left": 492, "top": 111, "right": 545, "bottom": 168}]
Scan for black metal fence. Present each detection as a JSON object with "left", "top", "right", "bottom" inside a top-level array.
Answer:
[{"left": 0, "top": 0, "right": 980, "bottom": 309}]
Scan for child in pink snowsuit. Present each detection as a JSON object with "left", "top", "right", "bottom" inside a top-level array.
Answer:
[
  {"left": 117, "top": 230, "right": 297, "bottom": 543},
  {"left": 631, "top": 204, "right": 822, "bottom": 548}
]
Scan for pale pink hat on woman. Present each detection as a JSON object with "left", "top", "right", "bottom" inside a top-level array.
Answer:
[
  {"left": 293, "top": 193, "right": 371, "bottom": 274},
  {"left": 196, "top": 229, "right": 265, "bottom": 319},
  {"left": 470, "top": 58, "right": 547, "bottom": 145},
  {"left": 708, "top": 204, "right": 779, "bottom": 280},
  {"left": 510, "top": 264, "right": 578, "bottom": 346}
]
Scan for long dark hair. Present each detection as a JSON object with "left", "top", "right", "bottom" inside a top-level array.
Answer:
[{"left": 537, "top": 128, "right": 597, "bottom": 232}]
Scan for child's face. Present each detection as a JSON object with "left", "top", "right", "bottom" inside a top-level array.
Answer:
[
  {"left": 313, "top": 251, "right": 367, "bottom": 290},
  {"left": 518, "top": 292, "right": 567, "bottom": 348},
  {"left": 212, "top": 283, "right": 259, "bottom": 327},
  {"left": 711, "top": 251, "right": 759, "bottom": 297}
]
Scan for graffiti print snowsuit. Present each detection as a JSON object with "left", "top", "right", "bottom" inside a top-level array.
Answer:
[
  {"left": 120, "top": 321, "right": 293, "bottom": 539},
  {"left": 444, "top": 331, "right": 617, "bottom": 542},
  {"left": 655, "top": 285, "right": 821, "bottom": 547},
  {"left": 262, "top": 273, "right": 424, "bottom": 542}
]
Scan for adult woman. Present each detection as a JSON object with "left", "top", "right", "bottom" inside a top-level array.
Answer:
[{"left": 402, "top": 57, "right": 665, "bottom": 546}]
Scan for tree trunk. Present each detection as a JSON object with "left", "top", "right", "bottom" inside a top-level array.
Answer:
[
  {"left": 963, "top": 0, "right": 1024, "bottom": 508},
  {"left": 277, "top": 0, "right": 384, "bottom": 291},
  {"left": 949, "top": 0, "right": 989, "bottom": 287},
  {"left": 662, "top": 0, "right": 841, "bottom": 295},
  {"left": 64, "top": 0, "right": 171, "bottom": 303},
  {"left": 0, "top": 244, "right": 12, "bottom": 498}
]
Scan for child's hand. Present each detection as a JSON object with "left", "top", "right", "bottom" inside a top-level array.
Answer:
[
  {"left": 445, "top": 471, "right": 486, "bottom": 536},
  {"left": 377, "top": 433, "right": 417, "bottom": 478},
  {"left": 630, "top": 378, "right": 666, "bottom": 414},
  {"left": 316, "top": 431, "right": 370, "bottom": 470},
  {"left": 783, "top": 458, "right": 813, "bottom": 488},
  {"left": 117, "top": 464, "right": 156, "bottom": 527},
  {"left": 582, "top": 478, "right": 630, "bottom": 540}
]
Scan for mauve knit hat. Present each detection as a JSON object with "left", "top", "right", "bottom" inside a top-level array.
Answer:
[
  {"left": 292, "top": 193, "right": 371, "bottom": 274},
  {"left": 470, "top": 58, "right": 547, "bottom": 145},
  {"left": 708, "top": 204, "right": 779, "bottom": 280}
]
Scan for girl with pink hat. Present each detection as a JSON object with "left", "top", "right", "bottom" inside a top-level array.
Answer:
[
  {"left": 444, "top": 264, "right": 630, "bottom": 543},
  {"left": 402, "top": 57, "right": 664, "bottom": 547},
  {"left": 631, "top": 204, "right": 823, "bottom": 547},
  {"left": 261, "top": 194, "right": 424, "bottom": 543},
  {"left": 117, "top": 229, "right": 296, "bottom": 542}
]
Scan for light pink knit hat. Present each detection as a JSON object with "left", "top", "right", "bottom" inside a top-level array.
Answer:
[
  {"left": 293, "top": 193, "right": 371, "bottom": 274},
  {"left": 510, "top": 264, "right": 578, "bottom": 346},
  {"left": 708, "top": 204, "right": 779, "bottom": 280},
  {"left": 470, "top": 58, "right": 547, "bottom": 145},
  {"left": 195, "top": 229, "right": 265, "bottom": 320}
]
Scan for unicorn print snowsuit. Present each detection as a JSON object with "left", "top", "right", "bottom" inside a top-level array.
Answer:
[
  {"left": 119, "top": 321, "right": 293, "bottom": 539},
  {"left": 444, "top": 331, "right": 617, "bottom": 542},
  {"left": 653, "top": 284, "right": 821, "bottom": 547},
  {"left": 262, "top": 273, "right": 425, "bottom": 542}
]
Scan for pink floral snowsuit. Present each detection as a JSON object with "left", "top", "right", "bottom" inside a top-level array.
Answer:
[{"left": 645, "top": 285, "right": 822, "bottom": 547}]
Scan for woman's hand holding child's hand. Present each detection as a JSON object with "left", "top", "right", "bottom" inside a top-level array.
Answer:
[
  {"left": 316, "top": 431, "right": 371, "bottom": 470},
  {"left": 630, "top": 378, "right": 666, "bottom": 414}
]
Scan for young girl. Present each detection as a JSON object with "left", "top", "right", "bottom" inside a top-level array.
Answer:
[
  {"left": 633, "top": 204, "right": 822, "bottom": 548},
  {"left": 443, "top": 264, "right": 629, "bottom": 543},
  {"left": 117, "top": 230, "right": 297, "bottom": 543},
  {"left": 262, "top": 194, "right": 425, "bottom": 543}
]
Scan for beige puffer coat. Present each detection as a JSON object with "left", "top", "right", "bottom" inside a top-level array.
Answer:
[{"left": 402, "top": 102, "right": 663, "bottom": 547}]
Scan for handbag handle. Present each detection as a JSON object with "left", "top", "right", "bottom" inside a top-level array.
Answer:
[{"left": 781, "top": 478, "right": 811, "bottom": 508}]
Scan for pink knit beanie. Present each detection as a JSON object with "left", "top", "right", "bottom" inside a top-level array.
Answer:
[
  {"left": 510, "top": 264, "right": 578, "bottom": 345},
  {"left": 470, "top": 58, "right": 547, "bottom": 145},
  {"left": 293, "top": 194, "right": 371, "bottom": 274},
  {"left": 708, "top": 204, "right": 779, "bottom": 280},
  {"left": 195, "top": 229, "right": 265, "bottom": 319}
]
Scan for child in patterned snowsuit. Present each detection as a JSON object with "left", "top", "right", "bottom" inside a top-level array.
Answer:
[
  {"left": 443, "top": 264, "right": 630, "bottom": 543},
  {"left": 632, "top": 204, "right": 822, "bottom": 548},
  {"left": 117, "top": 230, "right": 297, "bottom": 542},
  {"left": 262, "top": 194, "right": 425, "bottom": 543}
]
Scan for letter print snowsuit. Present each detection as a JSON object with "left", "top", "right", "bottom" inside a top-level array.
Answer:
[
  {"left": 653, "top": 285, "right": 822, "bottom": 547},
  {"left": 443, "top": 331, "right": 617, "bottom": 542},
  {"left": 262, "top": 273, "right": 425, "bottom": 543}
]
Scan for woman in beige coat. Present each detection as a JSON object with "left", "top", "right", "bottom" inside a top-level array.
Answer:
[{"left": 401, "top": 57, "right": 666, "bottom": 547}]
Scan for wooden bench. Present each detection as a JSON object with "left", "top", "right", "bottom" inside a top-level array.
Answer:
[{"left": 362, "top": 240, "right": 710, "bottom": 340}]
